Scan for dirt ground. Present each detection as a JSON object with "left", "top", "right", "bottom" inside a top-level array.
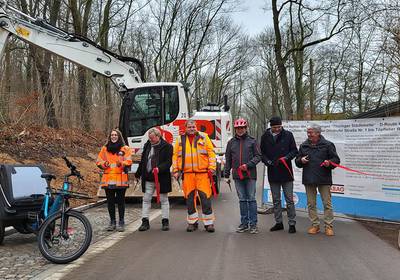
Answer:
[
  {"left": 1, "top": 124, "right": 399, "bottom": 249},
  {"left": 358, "top": 220, "right": 400, "bottom": 250},
  {"left": 0, "top": 124, "right": 105, "bottom": 206}
]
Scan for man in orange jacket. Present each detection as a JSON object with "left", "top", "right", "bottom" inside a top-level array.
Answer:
[{"left": 173, "top": 119, "right": 216, "bottom": 232}]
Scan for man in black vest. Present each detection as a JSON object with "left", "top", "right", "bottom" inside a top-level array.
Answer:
[{"left": 260, "top": 116, "right": 298, "bottom": 233}]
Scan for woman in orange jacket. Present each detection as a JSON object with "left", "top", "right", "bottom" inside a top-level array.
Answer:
[{"left": 96, "top": 129, "right": 132, "bottom": 232}]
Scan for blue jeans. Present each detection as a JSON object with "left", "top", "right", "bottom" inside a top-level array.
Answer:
[{"left": 234, "top": 179, "right": 257, "bottom": 226}]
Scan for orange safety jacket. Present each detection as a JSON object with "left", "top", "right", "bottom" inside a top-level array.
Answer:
[
  {"left": 172, "top": 132, "right": 216, "bottom": 174},
  {"left": 96, "top": 145, "right": 132, "bottom": 188}
]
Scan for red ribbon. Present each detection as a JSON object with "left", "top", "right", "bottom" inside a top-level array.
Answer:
[
  {"left": 279, "top": 157, "right": 293, "bottom": 179},
  {"left": 153, "top": 168, "right": 161, "bottom": 203},
  {"left": 237, "top": 167, "right": 251, "bottom": 180},
  {"left": 208, "top": 170, "right": 218, "bottom": 198},
  {"left": 321, "top": 160, "right": 390, "bottom": 180}
]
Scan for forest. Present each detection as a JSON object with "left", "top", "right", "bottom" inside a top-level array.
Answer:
[{"left": 1, "top": 0, "right": 399, "bottom": 138}]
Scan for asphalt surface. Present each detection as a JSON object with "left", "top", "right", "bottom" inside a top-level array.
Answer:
[{"left": 62, "top": 181, "right": 400, "bottom": 280}]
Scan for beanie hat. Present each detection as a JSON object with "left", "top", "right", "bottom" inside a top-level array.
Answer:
[{"left": 269, "top": 116, "right": 282, "bottom": 126}]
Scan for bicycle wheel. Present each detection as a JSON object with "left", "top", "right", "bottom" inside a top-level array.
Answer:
[{"left": 38, "top": 210, "right": 92, "bottom": 264}]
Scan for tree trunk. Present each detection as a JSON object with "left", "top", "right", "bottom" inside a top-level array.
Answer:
[{"left": 272, "top": 0, "right": 293, "bottom": 119}]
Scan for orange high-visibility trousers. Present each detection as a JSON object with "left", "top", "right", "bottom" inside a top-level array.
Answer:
[{"left": 182, "top": 172, "right": 212, "bottom": 199}]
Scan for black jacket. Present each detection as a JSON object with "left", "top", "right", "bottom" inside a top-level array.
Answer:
[
  {"left": 295, "top": 136, "right": 340, "bottom": 185},
  {"left": 260, "top": 128, "right": 298, "bottom": 183},
  {"left": 135, "top": 138, "right": 173, "bottom": 193},
  {"left": 224, "top": 133, "right": 261, "bottom": 180}
]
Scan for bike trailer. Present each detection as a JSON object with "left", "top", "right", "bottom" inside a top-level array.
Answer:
[{"left": 0, "top": 164, "right": 47, "bottom": 225}]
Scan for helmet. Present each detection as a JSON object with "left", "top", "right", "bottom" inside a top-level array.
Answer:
[{"left": 234, "top": 118, "right": 248, "bottom": 128}]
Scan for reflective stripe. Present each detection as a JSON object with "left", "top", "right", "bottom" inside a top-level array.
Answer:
[
  {"left": 187, "top": 212, "right": 199, "bottom": 224},
  {"left": 198, "top": 149, "right": 207, "bottom": 154},
  {"left": 202, "top": 213, "right": 215, "bottom": 225}
]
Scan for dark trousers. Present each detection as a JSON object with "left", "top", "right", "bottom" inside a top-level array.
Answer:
[
  {"left": 105, "top": 188, "right": 126, "bottom": 222},
  {"left": 186, "top": 190, "right": 212, "bottom": 215}
]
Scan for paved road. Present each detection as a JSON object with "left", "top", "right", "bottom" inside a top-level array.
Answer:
[{"left": 62, "top": 184, "right": 400, "bottom": 280}]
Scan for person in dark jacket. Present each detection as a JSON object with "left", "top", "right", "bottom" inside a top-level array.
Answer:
[
  {"left": 295, "top": 123, "right": 340, "bottom": 236},
  {"left": 135, "top": 128, "right": 173, "bottom": 231},
  {"left": 224, "top": 118, "right": 261, "bottom": 234},
  {"left": 260, "top": 116, "right": 298, "bottom": 234}
]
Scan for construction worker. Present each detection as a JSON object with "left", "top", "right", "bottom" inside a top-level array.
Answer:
[
  {"left": 173, "top": 119, "right": 217, "bottom": 233},
  {"left": 96, "top": 129, "right": 132, "bottom": 232},
  {"left": 224, "top": 118, "right": 262, "bottom": 234}
]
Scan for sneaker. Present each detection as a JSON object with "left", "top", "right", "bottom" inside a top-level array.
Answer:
[
  {"left": 325, "top": 226, "right": 334, "bottom": 236},
  {"left": 205, "top": 224, "right": 215, "bottom": 233},
  {"left": 249, "top": 225, "right": 259, "bottom": 234},
  {"left": 139, "top": 218, "right": 150, "bottom": 232},
  {"left": 270, "top": 222, "right": 284, "bottom": 232},
  {"left": 106, "top": 221, "right": 116, "bottom": 231},
  {"left": 186, "top": 222, "right": 198, "bottom": 232},
  {"left": 117, "top": 222, "right": 125, "bottom": 232},
  {"left": 307, "top": 225, "right": 320, "bottom": 234},
  {"left": 236, "top": 224, "right": 249, "bottom": 233},
  {"left": 288, "top": 225, "right": 296, "bottom": 234},
  {"left": 161, "top": 219, "right": 169, "bottom": 231}
]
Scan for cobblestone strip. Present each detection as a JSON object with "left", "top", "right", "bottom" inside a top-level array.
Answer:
[
  {"left": 0, "top": 203, "right": 157, "bottom": 280},
  {"left": 33, "top": 210, "right": 161, "bottom": 280}
]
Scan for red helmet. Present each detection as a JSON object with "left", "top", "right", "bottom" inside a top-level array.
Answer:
[{"left": 234, "top": 118, "right": 248, "bottom": 128}]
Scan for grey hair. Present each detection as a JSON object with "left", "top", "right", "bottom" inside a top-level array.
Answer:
[
  {"left": 185, "top": 119, "right": 196, "bottom": 127},
  {"left": 148, "top": 128, "right": 162, "bottom": 137},
  {"left": 307, "top": 123, "right": 322, "bottom": 133}
]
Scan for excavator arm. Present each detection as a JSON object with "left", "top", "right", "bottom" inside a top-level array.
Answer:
[{"left": 0, "top": 0, "right": 144, "bottom": 93}]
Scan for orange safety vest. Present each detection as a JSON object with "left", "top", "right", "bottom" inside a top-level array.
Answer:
[
  {"left": 172, "top": 132, "right": 216, "bottom": 174},
  {"left": 96, "top": 145, "right": 132, "bottom": 188}
]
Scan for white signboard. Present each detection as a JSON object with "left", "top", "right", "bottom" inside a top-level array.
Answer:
[{"left": 262, "top": 117, "right": 400, "bottom": 221}]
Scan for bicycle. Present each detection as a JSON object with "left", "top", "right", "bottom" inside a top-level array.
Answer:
[{"left": 35, "top": 156, "right": 93, "bottom": 264}]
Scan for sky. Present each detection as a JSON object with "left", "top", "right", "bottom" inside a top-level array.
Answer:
[{"left": 232, "top": 0, "right": 273, "bottom": 37}]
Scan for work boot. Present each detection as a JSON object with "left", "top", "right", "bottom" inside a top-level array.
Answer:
[
  {"left": 307, "top": 225, "right": 320, "bottom": 234},
  {"left": 270, "top": 222, "right": 284, "bottom": 232},
  {"left": 236, "top": 224, "right": 249, "bottom": 233},
  {"left": 205, "top": 224, "right": 215, "bottom": 233},
  {"left": 186, "top": 222, "right": 198, "bottom": 232},
  {"left": 139, "top": 218, "right": 150, "bottom": 231},
  {"left": 106, "top": 220, "right": 116, "bottom": 231},
  {"left": 325, "top": 226, "right": 334, "bottom": 236},
  {"left": 288, "top": 225, "right": 296, "bottom": 234},
  {"left": 161, "top": 218, "right": 169, "bottom": 231},
  {"left": 117, "top": 221, "right": 125, "bottom": 232}
]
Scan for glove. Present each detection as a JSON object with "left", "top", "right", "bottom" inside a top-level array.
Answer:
[
  {"left": 103, "top": 161, "right": 110, "bottom": 168},
  {"left": 239, "top": 164, "right": 247, "bottom": 171}
]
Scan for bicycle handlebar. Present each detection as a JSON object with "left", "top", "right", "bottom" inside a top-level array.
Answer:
[{"left": 62, "top": 156, "right": 84, "bottom": 180}]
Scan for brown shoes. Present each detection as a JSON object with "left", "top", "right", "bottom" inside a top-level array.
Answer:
[
  {"left": 307, "top": 226, "right": 320, "bottom": 234},
  {"left": 325, "top": 226, "right": 334, "bottom": 236}
]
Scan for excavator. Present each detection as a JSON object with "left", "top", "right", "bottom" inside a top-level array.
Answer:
[{"left": 0, "top": 0, "right": 232, "bottom": 197}]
